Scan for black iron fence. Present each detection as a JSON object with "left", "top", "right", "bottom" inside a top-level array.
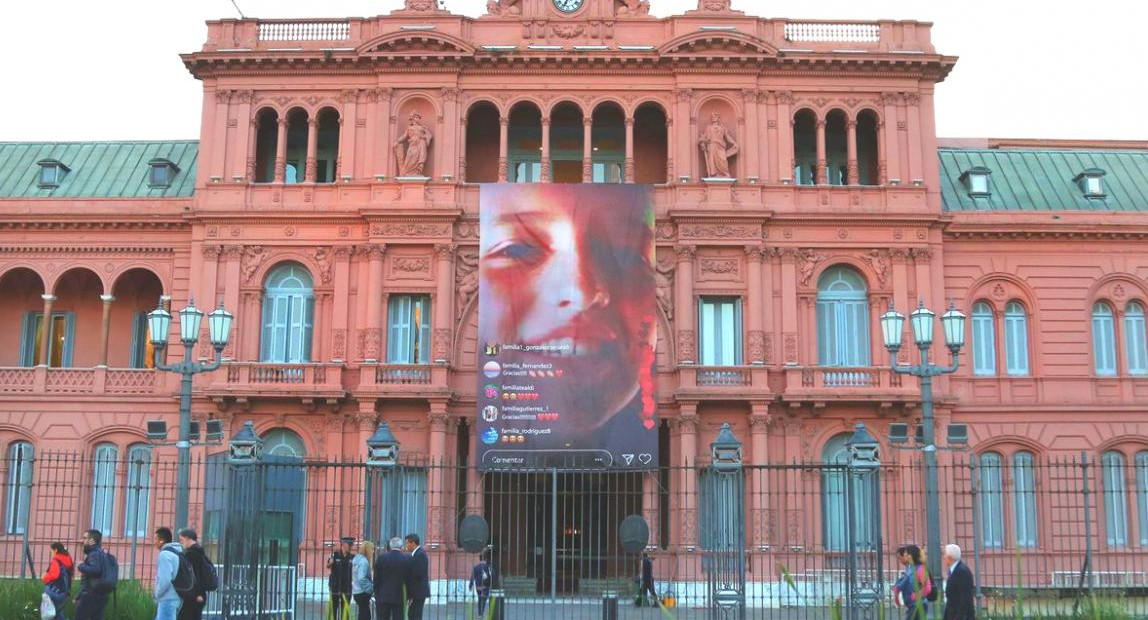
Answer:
[{"left": 0, "top": 449, "right": 1145, "bottom": 619}]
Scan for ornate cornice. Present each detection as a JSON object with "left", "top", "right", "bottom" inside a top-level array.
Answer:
[{"left": 0, "top": 245, "right": 176, "bottom": 255}]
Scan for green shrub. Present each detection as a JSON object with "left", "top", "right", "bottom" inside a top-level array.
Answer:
[{"left": 0, "top": 578, "right": 156, "bottom": 620}]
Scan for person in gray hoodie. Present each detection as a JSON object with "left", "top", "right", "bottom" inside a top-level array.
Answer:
[{"left": 153, "top": 527, "right": 184, "bottom": 620}]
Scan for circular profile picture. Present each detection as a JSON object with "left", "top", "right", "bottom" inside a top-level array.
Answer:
[
  {"left": 482, "top": 405, "right": 499, "bottom": 423},
  {"left": 483, "top": 384, "right": 499, "bottom": 399},
  {"left": 481, "top": 427, "right": 501, "bottom": 445},
  {"left": 483, "top": 360, "right": 502, "bottom": 378}
]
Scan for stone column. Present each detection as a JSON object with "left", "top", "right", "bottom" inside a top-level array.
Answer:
[
  {"left": 880, "top": 93, "right": 901, "bottom": 184},
  {"left": 815, "top": 119, "right": 827, "bottom": 185},
  {"left": 905, "top": 93, "right": 923, "bottom": 183},
  {"left": 331, "top": 246, "right": 352, "bottom": 362},
  {"left": 582, "top": 117, "right": 593, "bottom": 182},
  {"left": 231, "top": 91, "right": 253, "bottom": 182},
  {"left": 498, "top": 116, "right": 509, "bottom": 182},
  {"left": 745, "top": 247, "right": 765, "bottom": 364},
  {"left": 677, "top": 408, "right": 699, "bottom": 547},
  {"left": 377, "top": 89, "right": 394, "bottom": 178},
  {"left": 274, "top": 117, "right": 288, "bottom": 183},
  {"left": 222, "top": 245, "right": 243, "bottom": 360},
  {"left": 304, "top": 117, "right": 318, "bottom": 182},
  {"left": 624, "top": 116, "right": 635, "bottom": 183},
  {"left": 338, "top": 91, "right": 358, "bottom": 181},
  {"left": 741, "top": 89, "right": 760, "bottom": 181},
  {"left": 37, "top": 294, "right": 56, "bottom": 366},
  {"left": 674, "top": 245, "right": 696, "bottom": 364},
  {"left": 540, "top": 117, "right": 552, "bottom": 183},
  {"left": 98, "top": 294, "right": 114, "bottom": 367},
  {"left": 426, "top": 403, "right": 450, "bottom": 545},
  {"left": 433, "top": 244, "right": 454, "bottom": 364},
  {"left": 748, "top": 406, "right": 771, "bottom": 546},
  {"left": 779, "top": 250, "right": 799, "bottom": 365},
  {"left": 241, "top": 291, "right": 262, "bottom": 361},
  {"left": 846, "top": 120, "right": 858, "bottom": 186},
  {"left": 458, "top": 115, "right": 468, "bottom": 183},
  {"left": 364, "top": 244, "right": 386, "bottom": 362},
  {"left": 246, "top": 118, "right": 259, "bottom": 182},
  {"left": 774, "top": 91, "right": 793, "bottom": 183}
]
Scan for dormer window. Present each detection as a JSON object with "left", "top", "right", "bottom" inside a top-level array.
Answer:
[
  {"left": 147, "top": 158, "right": 180, "bottom": 188},
  {"left": 36, "top": 159, "right": 69, "bottom": 188},
  {"left": 959, "top": 166, "right": 992, "bottom": 198},
  {"left": 1073, "top": 168, "right": 1106, "bottom": 199}
]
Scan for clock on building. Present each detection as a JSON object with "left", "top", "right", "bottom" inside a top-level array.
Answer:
[{"left": 553, "top": 0, "right": 584, "bottom": 12}]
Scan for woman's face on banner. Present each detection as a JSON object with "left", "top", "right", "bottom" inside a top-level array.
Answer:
[{"left": 480, "top": 186, "right": 655, "bottom": 429}]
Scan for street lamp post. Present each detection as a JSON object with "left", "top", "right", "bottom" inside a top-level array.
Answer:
[
  {"left": 366, "top": 422, "right": 401, "bottom": 541},
  {"left": 880, "top": 301, "right": 965, "bottom": 597},
  {"left": 148, "top": 298, "right": 234, "bottom": 530}
]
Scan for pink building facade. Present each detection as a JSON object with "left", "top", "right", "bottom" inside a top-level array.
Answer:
[{"left": 2, "top": 0, "right": 1148, "bottom": 606}]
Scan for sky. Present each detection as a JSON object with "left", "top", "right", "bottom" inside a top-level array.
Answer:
[{"left": 1, "top": 0, "right": 1143, "bottom": 143}]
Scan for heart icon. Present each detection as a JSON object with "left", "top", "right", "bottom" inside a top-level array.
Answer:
[
  {"left": 555, "top": 369, "right": 564, "bottom": 377},
  {"left": 643, "top": 420, "right": 655, "bottom": 429},
  {"left": 638, "top": 453, "right": 652, "bottom": 465}
]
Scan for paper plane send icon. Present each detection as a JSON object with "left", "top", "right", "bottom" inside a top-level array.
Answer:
[{"left": 623, "top": 454, "right": 635, "bottom": 465}]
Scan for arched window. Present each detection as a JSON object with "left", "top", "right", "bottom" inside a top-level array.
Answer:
[
  {"left": 1102, "top": 451, "right": 1128, "bottom": 546},
  {"left": 633, "top": 103, "right": 668, "bottom": 184},
  {"left": 971, "top": 301, "right": 996, "bottom": 376},
  {"left": 1093, "top": 302, "right": 1117, "bottom": 376},
  {"left": 855, "top": 110, "right": 880, "bottom": 185},
  {"left": 1135, "top": 451, "right": 1148, "bottom": 546},
  {"left": 591, "top": 103, "right": 625, "bottom": 184},
  {"left": 979, "top": 452, "right": 1004, "bottom": 547},
  {"left": 508, "top": 103, "right": 542, "bottom": 183},
  {"left": 91, "top": 444, "right": 118, "bottom": 533},
  {"left": 464, "top": 103, "right": 500, "bottom": 183},
  {"left": 123, "top": 444, "right": 151, "bottom": 538},
  {"left": 261, "top": 263, "right": 315, "bottom": 363},
  {"left": 1012, "top": 451, "right": 1038, "bottom": 547},
  {"left": 315, "top": 108, "right": 340, "bottom": 183},
  {"left": 1124, "top": 302, "right": 1148, "bottom": 376},
  {"left": 817, "top": 267, "right": 870, "bottom": 368},
  {"left": 792, "top": 109, "right": 817, "bottom": 185},
  {"left": 263, "top": 428, "right": 306, "bottom": 459},
  {"left": 284, "top": 109, "right": 309, "bottom": 184},
  {"left": 254, "top": 108, "right": 279, "bottom": 183},
  {"left": 1004, "top": 301, "right": 1029, "bottom": 376},
  {"left": 821, "top": 433, "right": 877, "bottom": 552},
  {"left": 825, "top": 110, "right": 848, "bottom": 185},
  {"left": 5, "top": 442, "right": 34, "bottom": 535},
  {"left": 259, "top": 428, "right": 307, "bottom": 567}
]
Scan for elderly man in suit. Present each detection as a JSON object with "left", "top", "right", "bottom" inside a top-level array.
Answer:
[
  {"left": 404, "top": 533, "right": 430, "bottom": 620},
  {"left": 942, "top": 543, "right": 976, "bottom": 620},
  {"left": 374, "top": 537, "right": 410, "bottom": 620}
]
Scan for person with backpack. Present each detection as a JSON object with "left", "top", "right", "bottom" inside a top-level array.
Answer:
[
  {"left": 42, "top": 542, "right": 75, "bottom": 619},
  {"left": 892, "top": 545, "right": 934, "bottom": 620},
  {"left": 469, "top": 551, "right": 494, "bottom": 617},
  {"left": 76, "top": 529, "right": 115, "bottom": 620},
  {"left": 177, "top": 528, "right": 215, "bottom": 620},
  {"left": 153, "top": 527, "right": 186, "bottom": 620}
]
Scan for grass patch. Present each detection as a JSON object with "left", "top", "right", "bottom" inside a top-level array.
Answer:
[{"left": 0, "top": 578, "right": 156, "bottom": 620}]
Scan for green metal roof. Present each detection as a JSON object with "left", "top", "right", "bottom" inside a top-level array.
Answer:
[
  {"left": 0, "top": 141, "right": 198, "bottom": 199},
  {"left": 940, "top": 148, "right": 1148, "bottom": 211}
]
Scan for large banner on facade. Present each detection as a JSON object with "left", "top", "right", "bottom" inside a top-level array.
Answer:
[{"left": 476, "top": 184, "right": 658, "bottom": 471}]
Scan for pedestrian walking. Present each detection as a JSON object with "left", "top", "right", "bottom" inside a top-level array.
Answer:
[
  {"left": 636, "top": 552, "right": 659, "bottom": 607},
  {"left": 153, "top": 527, "right": 184, "bottom": 620},
  {"left": 892, "top": 545, "right": 933, "bottom": 620},
  {"left": 352, "top": 541, "right": 375, "bottom": 620},
  {"left": 75, "top": 529, "right": 113, "bottom": 620},
  {"left": 943, "top": 544, "right": 976, "bottom": 620},
  {"left": 374, "top": 537, "right": 410, "bottom": 620},
  {"left": 328, "top": 536, "right": 355, "bottom": 620},
  {"left": 42, "top": 542, "right": 75, "bottom": 620},
  {"left": 177, "top": 528, "right": 211, "bottom": 620},
  {"left": 470, "top": 552, "right": 494, "bottom": 617},
  {"left": 404, "top": 534, "right": 430, "bottom": 620}
]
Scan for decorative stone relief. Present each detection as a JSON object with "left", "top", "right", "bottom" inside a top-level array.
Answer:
[
  {"left": 797, "top": 249, "right": 825, "bottom": 288},
  {"left": 655, "top": 254, "right": 674, "bottom": 320},
  {"left": 394, "top": 257, "right": 431, "bottom": 273},
  {"left": 455, "top": 249, "right": 479, "bottom": 316},
  {"left": 861, "top": 249, "right": 889, "bottom": 287},
  {"left": 676, "top": 330, "right": 697, "bottom": 363},
  {"left": 433, "top": 328, "right": 451, "bottom": 362},
  {"left": 312, "top": 247, "right": 333, "bottom": 284},
  {"left": 747, "top": 330, "right": 766, "bottom": 364},
  {"left": 241, "top": 246, "right": 267, "bottom": 284}
]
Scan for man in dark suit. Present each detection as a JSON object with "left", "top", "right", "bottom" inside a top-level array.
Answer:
[
  {"left": 404, "top": 533, "right": 430, "bottom": 620},
  {"left": 374, "top": 537, "right": 410, "bottom": 620},
  {"left": 942, "top": 543, "right": 976, "bottom": 620}
]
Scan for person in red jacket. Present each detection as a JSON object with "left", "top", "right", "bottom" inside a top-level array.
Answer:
[{"left": 42, "top": 541, "right": 75, "bottom": 619}]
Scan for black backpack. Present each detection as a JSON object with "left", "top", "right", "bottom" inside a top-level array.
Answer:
[
  {"left": 167, "top": 548, "right": 197, "bottom": 596},
  {"left": 201, "top": 553, "right": 220, "bottom": 592},
  {"left": 91, "top": 551, "right": 118, "bottom": 595}
]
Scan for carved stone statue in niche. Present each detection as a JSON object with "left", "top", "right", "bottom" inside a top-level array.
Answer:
[
  {"left": 655, "top": 255, "right": 674, "bottom": 320},
  {"left": 616, "top": 0, "right": 651, "bottom": 15},
  {"left": 698, "top": 112, "right": 739, "bottom": 178},
  {"left": 486, "top": 0, "right": 521, "bottom": 16},
  {"left": 455, "top": 250, "right": 479, "bottom": 316},
  {"left": 394, "top": 113, "right": 434, "bottom": 177}
]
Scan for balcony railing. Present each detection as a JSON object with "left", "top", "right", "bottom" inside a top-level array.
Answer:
[
  {"left": 208, "top": 363, "right": 345, "bottom": 398},
  {"left": 358, "top": 363, "right": 448, "bottom": 396},
  {"left": 784, "top": 22, "right": 881, "bottom": 43},
  {"left": 0, "top": 367, "right": 161, "bottom": 396},
  {"left": 677, "top": 365, "right": 770, "bottom": 398},
  {"left": 782, "top": 366, "right": 915, "bottom": 404}
]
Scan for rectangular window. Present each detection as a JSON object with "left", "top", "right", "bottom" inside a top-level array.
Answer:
[
  {"left": 149, "top": 165, "right": 171, "bottom": 187},
  {"left": 376, "top": 468, "right": 427, "bottom": 544},
  {"left": 979, "top": 455, "right": 1004, "bottom": 548},
  {"left": 699, "top": 470, "right": 743, "bottom": 551},
  {"left": 591, "top": 162, "right": 623, "bottom": 184},
  {"left": 39, "top": 165, "right": 62, "bottom": 187},
  {"left": 1012, "top": 453, "right": 1038, "bottom": 547},
  {"left": 1136, "top": 453, "right": 1148, "bottom": 546},
  {"left": 699, "top": 297, "right": 742, "bottom": 366},
  {"left": 821, "top": 465, "right": 878, "bottom": 552},
  {"left": 1004, "top": 310, "right": 1029, "bottom": 376},
  {"left": 20, "top": 312, "right": 74, "bottom": 367},
  {"left": 123, "top": 447, "right": 151, "bottom": 538},
  {"left": 1103, "top": 453, "right": 1128, "bottom": 546},
  {"left": 1125, "top": 312, "right": 1148, "bottom": 376},
  {"left": 91, "top": 447, "right": 117, "bottom": 533},
  {"left": 972, "top": 311, "right": 996, "bottom": 376},
  {"left": 5, "top": 443, "right": 34, "bottom": 535},
  {"left": 1094, "top": 311, "right": 1117, "bottom": 376},
  {"left": 130, "top": 312, "right": 155, "bottom": 369},
  {"left": 387, "top": 295, "right": 432, "bottom": 364},
  {"left": 817, "top": 300, "right": 870, "bottom": 367},
  {"left": 261, "top": 293, "right": 314, "bottom": 363},
  {"left": 512, "top": 161, "right": 542, "bottom": 183}
]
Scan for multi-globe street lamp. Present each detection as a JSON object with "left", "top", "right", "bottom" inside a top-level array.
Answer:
[
  {"left": 147, "top": 298, "right": 234, "bottom": 531},
  {"left": 880, "top": 301, "right": 966, "bottom": 596}
]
